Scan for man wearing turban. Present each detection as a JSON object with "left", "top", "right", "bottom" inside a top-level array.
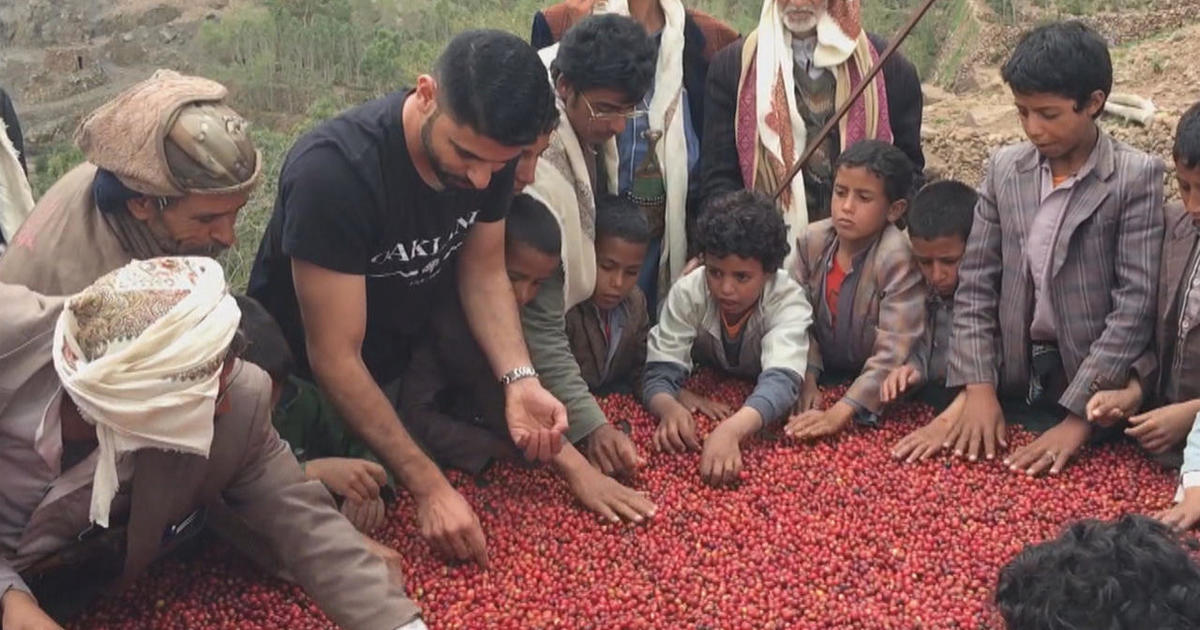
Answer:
[
  {"left": 0, "top": 258, "right": 425, "bottom": 630},
  {"left": 0, "top": 70, "right": 261, "bottom": 295},
  {"left": 700, "top": 0, "right": 925, "bottom": 252}
]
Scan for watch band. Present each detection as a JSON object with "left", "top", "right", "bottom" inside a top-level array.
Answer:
[{"left": 500, "top": 365, "right": 538, "bottom": 386}]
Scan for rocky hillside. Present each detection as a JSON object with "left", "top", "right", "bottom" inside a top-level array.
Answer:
[
  {"left": 2, "top": 0, "right": 1198, "bottom": 193},
  {"left": 923, "top": 0, "right": 1200, "bottom": 194}
]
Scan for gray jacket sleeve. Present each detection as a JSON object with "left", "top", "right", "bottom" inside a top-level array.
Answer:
[
  {"left": 642, "top": 361, "right": 690, "bottom": 405},
  {"left": 223, "top": 375, "right": 421, "bottom": 630},
  {"left": 520, "top": 268, "right": 606, "bottom": 443},
  {"left": 744, "top": 367, "right": 801, "bottom": 425}
]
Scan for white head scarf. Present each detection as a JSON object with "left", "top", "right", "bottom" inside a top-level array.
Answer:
[{"left": 52, "top": 256, "right": 241, "bottom": 527}]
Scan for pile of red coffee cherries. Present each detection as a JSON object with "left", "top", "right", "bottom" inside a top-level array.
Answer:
[{"left": 72, "top": 372, "right": 1180, "bottom": 629}]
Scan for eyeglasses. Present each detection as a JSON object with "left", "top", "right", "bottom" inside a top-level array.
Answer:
[{"left": 579, "top": 92, "right": 647, "bottom": 122}]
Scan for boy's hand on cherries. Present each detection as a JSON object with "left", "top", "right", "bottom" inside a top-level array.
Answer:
[
  {"left": 699, "top": 425, "right": 744, "bottom": 487},
  {"left": 1155, "top": 487, "right": 1200, "bottom": 532},
  {"left": 1004, "top": 414, "right": 1091, "bottom": 476},
  {"left": 565, "top": 464, "right": 656, "bottom": 524},
  {"left": 585, "top": 423, "right": 643, "bottom": 476},
  {"left": 698, "top": 410, "right": 760, "bottom": 487},
  {"left": 785, "top": 401, "right": 855, "bottom": 441},
  {"left": 678, "top": 388, "right": 734, "bottom": 420},
  {"left": 653, "top": 404, "right": 701, "bottom": 453},
  {"left": 881, "top": 365, "right": 921, "bottom": 404},
  {"left": 342, "top": 496, "right": 388, "bottom": 533},
  {"left": 945, "top": 384, "right": 1007, "bottom": 462},
  {"left": 1085, "top": 378, "right": 1143, "bottom": 427},
  {"left": 797, "top": 372, "right": 822, "bottom": 413},
  {"left": 892, "top": 391, "right": 966, "bottom": 463},
  {"left": 1126, "top": 400, "right": 1200, "bottom": 454},
  {"left": 305, "top": 457, "right": 388, "bottom": 503}
]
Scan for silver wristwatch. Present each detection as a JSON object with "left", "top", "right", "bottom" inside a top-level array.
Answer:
[{"left": 500, "top": 365, "right": 538, "bottom": 386}]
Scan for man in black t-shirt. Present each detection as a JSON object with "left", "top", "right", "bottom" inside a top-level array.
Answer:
[{"left": 248, "top": 30, "right": 560, "bottom": 569}]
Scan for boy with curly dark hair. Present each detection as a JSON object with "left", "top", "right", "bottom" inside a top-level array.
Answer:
[
  {"left": 643, "top": 189, "right": 812, "bottom": 487},
  {"left": 787, "top": 139, "right": 926, "bottom": 441},
  {"left": 995, "top": 514, "right": 1200, "bottom": 630}
]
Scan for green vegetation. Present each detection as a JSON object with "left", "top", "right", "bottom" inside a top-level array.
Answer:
[
  {"left": 28, "top": 141, "right": 84, "bottom": 198},
  {"left": 28, "top": 0, "right": 972, "bottom": 289}
]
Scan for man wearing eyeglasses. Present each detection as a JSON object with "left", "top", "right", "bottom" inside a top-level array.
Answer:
[{"left": 522, "top": 14, "right": 658, "bottom": 478}]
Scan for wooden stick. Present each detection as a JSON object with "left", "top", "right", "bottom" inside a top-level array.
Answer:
[{"left": 773, "top": 0, "right": 940, "bottom": 201}]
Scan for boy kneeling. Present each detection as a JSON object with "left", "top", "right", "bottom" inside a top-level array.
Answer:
[{"left": 644, "top": 190, "right": 812, "bottom": 486}]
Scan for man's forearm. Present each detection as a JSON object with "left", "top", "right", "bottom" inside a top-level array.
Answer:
[
  {"left": 313, "top": 353, "right": 447, "bottom": 498},
  {"left": 460, "top": 260, "right": 530, "bottom": 380}
]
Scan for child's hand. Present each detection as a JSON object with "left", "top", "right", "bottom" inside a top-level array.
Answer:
[
  {"left": 1127, "top": 401, "right": 1200, "bottom": 454},
  {"left": 1086, "top": 378, "right": 1143, "bottom": 426},
  {"left": 785, "top": 402, "right": 855, "bottom": 441},
  {"left": 881, "top": 365, "right": 921, "bottom": 404},
  {"left": 653, "top": 406, "right": 701, "bottom": 453},
  {"left": 678, "top": 388, "right": 734, "bottom": 420},
  {"left": 699, "top": 423, "right": 744, "bottom": 487},
  {"left": 945, "top": 384, "right": 1007, "bottom": 461},
  {"left": 342, "top": 496, "right": 388, "bottom": 533},
  {"left": 1005, "top": 414, "right": 1091, "bottom": 476},
  {"left": 565, "top": 463, "right": 656, "bottom": 523},
  {"left": 585, "top": 423, "right": 643, "bottom": 476},
  {"left": 891, "top": 391, "right": 966, "bottom": 463},
  {"left": 305, "top": 457, "right": 388, "bottom": 503},
  {"left": 796, "top": 372, "right": 822, "bottom": 413},
  {"left": 1156, "top": 487, "right": 1200, "bottom": 532}
]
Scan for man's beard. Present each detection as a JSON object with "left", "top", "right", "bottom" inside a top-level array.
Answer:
[
  {"left": 420, "top": 111, "right": 474, "bottom": 191},
  {"left": 782, "top": 10, "right": 820, "bottom": 35},
  {"left": 143, "top": 213, "right": 228, "bottom": 258},
  {"left": 176, "top": 242, "right": 229, "bottom": 257}
]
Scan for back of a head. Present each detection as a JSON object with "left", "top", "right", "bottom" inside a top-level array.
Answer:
[
  {"left": 995, "top": 515, "right": 1200, "bottom": 630},
  {"left": 696, "top": 190, "right": 790, "bottom": 274},
  {"left": 908, "top": 180, "right": 978, "bottom": 243},
  {"left": 552, "top": 14, "right": 658, "bottom": 103},
  {"left": 233, "top": 294, "right": 294, "bottom": 386},
  {"left": 434, "top": 30, "right": 558, "bottom": 147},
  {"left": 1174, "top": 101, "right": 1200, "bottom": 169},
  {"left": 1001, "top": 20, "right": 1112, "bottom": 117},
  {"left": 595, "top": 194, "right": 651, "bottom": 245},
  {"left": 836, "top": 139, "right": 914, "bottom": 204},
  {"left": 506, "top": 194, "right": 562, "bottom": 257}
]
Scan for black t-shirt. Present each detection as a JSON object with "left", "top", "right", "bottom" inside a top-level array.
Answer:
[{"left": 247, "top": 90, "right": 513, "bottom": 384}]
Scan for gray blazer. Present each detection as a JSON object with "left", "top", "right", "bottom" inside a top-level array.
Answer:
[{"left": 946, "top": 133, "right": 1164, "bottom": 416}]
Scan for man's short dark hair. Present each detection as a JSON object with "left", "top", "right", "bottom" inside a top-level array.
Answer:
[
  {"left": 1174, "top": 101, "right": 1200, "bottom": 169},
  {"left": 433, "top": 30, "right": 558, "bottom": 147},
  {"left": 595, "top": 194, "right": 651, "bottom": 245},
  {"left": 551, "top": 14, "right": 657, "bottom": 103},
  {"left": 1001, "top": 20, "right": 1112, "bottom": 118},
  {"left": 234, "top": 294, "right": 294, "bottom": 385},
  {"left": 835, "top": 139, "right": 915, "bottom": 205},
  {"left": 996, "top": 515, "right": 1200, "bottom": 630},
  {"left": 907, "top": 180, "right": 978, "bottom": 242},
  {"left": 696, "top": 190, "right": 790, "bottom": 273},
  {"left": 506, "top": 194, "right": 561, "bottom": 257}
]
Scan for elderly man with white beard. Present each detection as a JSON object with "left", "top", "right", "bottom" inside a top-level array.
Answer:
[{"left": 699, "top": 0, "right": 925, "bottom": 249}]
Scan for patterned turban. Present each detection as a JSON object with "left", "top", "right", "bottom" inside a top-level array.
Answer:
[{"left": 52, "top": 256, "right": 241, "bottom": 527}]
